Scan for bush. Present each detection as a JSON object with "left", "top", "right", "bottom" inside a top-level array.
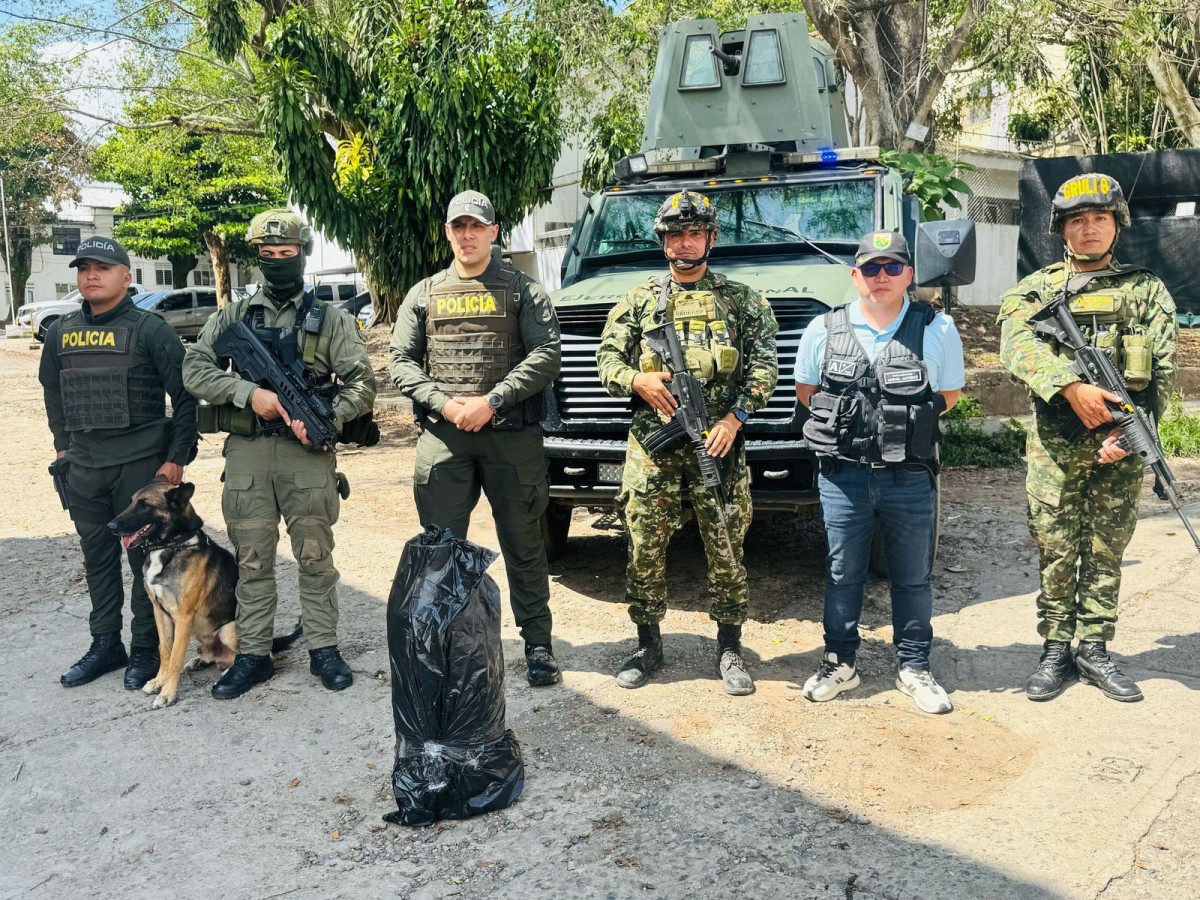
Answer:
[
  {"left": 1158, "top": 394, "right": 1200, "bottom": 458},
  {"left": 940, "top": 394, "right": 1027, "bottom": 468}
]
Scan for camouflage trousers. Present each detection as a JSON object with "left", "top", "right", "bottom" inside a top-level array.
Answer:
[
  {"left": 615, "top": 430, "right": 752, "bottom": 626},
  {"left": 1025, "top": 417, "right": 1144, "bottom": 642}
]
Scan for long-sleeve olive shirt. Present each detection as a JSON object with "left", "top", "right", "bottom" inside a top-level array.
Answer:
[
  {"left": 389, "top": 260, "right": 561, "bottom": 418},
  {"left": 183, "top": 289, "right": 376, "bottom": 430}
]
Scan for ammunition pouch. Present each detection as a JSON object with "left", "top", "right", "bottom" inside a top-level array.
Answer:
[
  {"left": 196, "top": 402, "right": 256, "bottom": 436},
  {"left": 1121, "top": 328, "right": 1152, "bottom": 392}
]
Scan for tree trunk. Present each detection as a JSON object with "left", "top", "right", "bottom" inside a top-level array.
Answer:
[
  {"left": 1143, "top": 44, "right": 1200, "bottom": 146},
  {"left": 203, "top": 230, "right": 234, "bottom": 309},
  {"left": 10, "top": 235, "right": 33, "bottom": 313},
  {"left": 169, "top": 254, "right": 197, "bottom": 289}
]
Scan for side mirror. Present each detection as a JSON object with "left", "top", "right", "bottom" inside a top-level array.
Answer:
[{"left": 914, "top": 219, "right": 976, "bottom": 288}]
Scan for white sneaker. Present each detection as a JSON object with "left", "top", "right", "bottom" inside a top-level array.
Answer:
[
  {"left": 895, "top": 666, "right": 953, "bottom": 714},
  {"left": 802, "top": 652, "right": 860, "bottom": 702}
]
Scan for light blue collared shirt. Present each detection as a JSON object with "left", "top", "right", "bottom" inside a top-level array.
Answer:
[{"left": 794, "top": 297, "right": 965, "bottom": 392}]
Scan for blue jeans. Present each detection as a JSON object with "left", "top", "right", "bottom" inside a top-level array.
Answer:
[{"left": 817, "top": 461, "right": 937, "bottom": 670}]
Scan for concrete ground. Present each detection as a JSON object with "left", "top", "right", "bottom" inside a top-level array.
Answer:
[{"left": 1, "top": 338, "right": 1198, "bottom": 900}]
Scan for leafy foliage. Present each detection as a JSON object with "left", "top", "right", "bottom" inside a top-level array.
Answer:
[
  {"left": 941, "top": 395, "right": 1027, "bottom": 468},
  {"left": 1158, "top": 394, "right": 1200, "bottom": 458},
  {"left": 879, "top": 151, "right": 975, "bottom": 222},
  {"left": 229, "top": 0, "right": 566, "bottom": 318}
]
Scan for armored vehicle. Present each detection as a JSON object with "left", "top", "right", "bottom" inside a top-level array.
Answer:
[{"left": 542, "top": 13, "right": 970, "bottom": 556}]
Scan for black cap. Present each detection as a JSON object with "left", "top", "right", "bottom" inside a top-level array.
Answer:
[
  {"left": 854, "top": 231, "right": 910, "bottom": 267},
  {"left": 69, "top": 236, "right": 130, "bottom": 268}
]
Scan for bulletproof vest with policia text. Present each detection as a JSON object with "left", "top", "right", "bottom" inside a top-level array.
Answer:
[
  {"left": 802, "top": 301, "right": 944, "bottom": 468},
  {"left": 638, "top": 282, "right": 741, "bottom": 383},
  {"left": 57, "top": 306, "right": 165, "bottom": 431},
  {"left": 423, "top": 262, "right": 542, "bottom": 427}
]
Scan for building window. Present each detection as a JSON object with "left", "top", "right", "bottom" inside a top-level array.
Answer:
[
  {"left": 55, "top": 282, "right": 73, "bottom": 298},
  {"left": 135, "top": 268, "right": 143, "bottom": 286},
  {"left": 193, "top": 269, "right": 213, "bottom": 286},
  {"left": 680, "top": 35, "right": 720, "bottom": 90},
  {"left": 52, "top": 227, "right": 81, "bottom": 255},
  {"left": 156, "top": 267, "right": 172, "bottom": 286},
  {"left": 966, "top": 195, "right": 1020, "bottom": 226}
]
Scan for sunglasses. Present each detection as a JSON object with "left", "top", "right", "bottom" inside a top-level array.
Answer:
[{"left": 859, "top": 262, "right": 907, "bottom": 277}]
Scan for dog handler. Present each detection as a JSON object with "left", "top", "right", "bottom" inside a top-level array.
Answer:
[{"left": 39, "top": 236, "right": 198, "bottom": 690}]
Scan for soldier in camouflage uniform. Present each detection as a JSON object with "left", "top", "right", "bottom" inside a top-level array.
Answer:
[
  {"left": 998, "top": 174, "right": 1177, "bottom": 703},
  {"left": 596, "top": 191, "right": 778, "bottom": 695}
]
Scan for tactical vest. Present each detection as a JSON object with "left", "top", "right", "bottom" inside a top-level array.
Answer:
[
  {"left": 638, "top": 281, "right": 741, "bottom": 383},
  {"left": 423, "top": 263, "right": 542, "bottom": 426},
  {"left": 803, "top": 301, "right": 942, "bottom": 467},
  {"left": 1032, "top": 264, "right": 1154, "bottom": 421},
  {"left": 56, "top": 306, "right": 165, "bottom": 432}
]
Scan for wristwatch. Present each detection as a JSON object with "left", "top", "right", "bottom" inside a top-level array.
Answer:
[
  {"left": 487, "top": 392, "right": 504, "bottom": 411},
  {"left": 733, "top": 409, "right": 750, "bottom": 426}
]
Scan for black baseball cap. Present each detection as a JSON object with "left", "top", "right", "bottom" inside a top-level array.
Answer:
[
  {"left": 445, "top": 190, "right": 496, "bottom": 225},
  {"left": 854, "top": 231, "right": 910, "bottom": 267},
  {"left": 70, "top": 235, "right": 131, "bottom": 268}
]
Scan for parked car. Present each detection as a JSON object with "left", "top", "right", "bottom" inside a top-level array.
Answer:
[
  {"left": 339, "top": 289, "right": 374, "bottom": 328},
  {"left": 20, "top": 285, "right": 145, "bottom": 342},
  {"left": 136, "top": 287, "right": 219, "bottom": 339}
]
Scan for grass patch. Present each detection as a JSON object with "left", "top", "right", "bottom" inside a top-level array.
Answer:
[
  {"left": 941, "top": 395, "right": 1027, "bottom": 468},
  {"left": 1158, "top": 394, "right": 1200, "bottom": 457}
]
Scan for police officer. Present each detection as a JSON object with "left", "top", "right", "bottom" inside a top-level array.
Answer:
[
  {"left": 183, "top": 210, "right": 376, "bottom": 699},
  {"left": 795, "top": 231, "right": 963, "bottom": 715},
  {"left": 596, "top": 191, "right": 778, "bottom": 695},
  {"left": 39, "top": 236, "right": 198, "bottom": 690},
  {"left": 998, "top": 174, "right": 1176, "bottom": 703},
  {"left": 389, "top": 190, "right": 563, "bottom": 687}
]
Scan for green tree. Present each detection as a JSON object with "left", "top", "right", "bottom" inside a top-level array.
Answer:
[
  {"left": 0, "top": 25, "right": 84, "bottom": 313},
  {"left": 92, "top": 94, "right": 286, "bottom": 305}
]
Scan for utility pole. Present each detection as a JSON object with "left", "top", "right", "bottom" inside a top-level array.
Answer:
[{"left": 0, "top": 176, "right": 14, "bottom": 325}]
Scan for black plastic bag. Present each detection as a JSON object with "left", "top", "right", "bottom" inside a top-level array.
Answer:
[{"left": 383, "top": 525, "right": 524, "bottom": 827}]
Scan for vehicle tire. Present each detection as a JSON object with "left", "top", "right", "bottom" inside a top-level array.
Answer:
[
  {"left": 35, "top": 316, "right": 58, "bottom": 343},
  {"left": 542, "top": 503, "right": 572, "bottom": 561},
  {"left": 867, "top": 473, "right": 941, "bottom": 577}
]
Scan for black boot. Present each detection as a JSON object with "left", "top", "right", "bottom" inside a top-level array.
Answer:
[
  {"left": 61, "top": 633, "right": 127, "bottom": 688},
  {"left": 616, "top": 624, "right": 664, "bottom": 689},
  {"left": 1075, "top": 640, "right": 1142, "bottom": 702},
  {"left": 525, "top": 643, "right": 562, "bottom": 687},
  {"left": 124, "top": 647, "right": 161, "bottom": 691},
  {"left": 716, "top": 623, "right": 755, "bottom": 696},
  {"left": 309, "top": 647, "right": 353, "bottom": 691},
  {"left": 1025, "top": 640, "right": 1077, "bottom": 701},
  {"left": 211, "top": 653, "right": 274, "bottom": 699}
]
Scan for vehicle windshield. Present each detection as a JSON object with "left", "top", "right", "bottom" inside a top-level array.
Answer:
[
  {"left": 587, "top": 178, "right": 875, "bottom": 259},
  {"left": 134, "top": 291, "right": 166, "bottom": 308}
]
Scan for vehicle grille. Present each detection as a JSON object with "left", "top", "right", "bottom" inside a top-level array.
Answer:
[{"left": 554, "top": 297, "right": 827, "bottom": 423}]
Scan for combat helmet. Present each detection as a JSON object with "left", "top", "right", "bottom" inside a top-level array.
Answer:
[
  {"left": 247, "top": 209, "right": 315, "bottom": 256},
  {"left": 653, "top": 191, "right": 719, "bottom": 236},
  {"left": 1048, "top": 173, "right": 1131, "bottom": 235}
]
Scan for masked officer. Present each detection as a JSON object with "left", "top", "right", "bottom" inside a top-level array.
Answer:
[
  {"left": 39, "top": 236, "right": 197, "bottom": 690},
  {"left": 795, "top": 231, "right": 963, "bottom": 715},
  {"left": 389, "top": 190, "right": 563, "bottom": 687},
  {"left": 998, "top": 174, "right": 1176, "bottom": 703},
  {"left": 183, "top": 210, "right": 376, "bottom": 699},
  {"left": 595, "top": 191, "right": 778, "bottom": 695}
]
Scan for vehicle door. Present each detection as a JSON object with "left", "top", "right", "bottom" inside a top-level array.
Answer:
[
  {"left": 156, "top": 290, "right": 194, "bottom": 335},
  {"left": 191, "top": 290, "right": 219, "bottom": 337}
]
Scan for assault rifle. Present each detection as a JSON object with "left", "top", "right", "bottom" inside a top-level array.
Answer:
[
  {"left": 1029, "top": 273, "right": 1200, "bottom": 555},
  {"left": 640, "top": 319, "right": 738, "bottom": 563},
  {"left": 49, "top": 458, "right": 70, "bottom": 510},
  {"left": 214, "top": 320, "right": 341, "bottom": 451}
]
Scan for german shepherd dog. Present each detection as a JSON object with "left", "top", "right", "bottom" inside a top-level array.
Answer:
[{"left": 108, "top": 478, "right": 301, "bottom": 708}]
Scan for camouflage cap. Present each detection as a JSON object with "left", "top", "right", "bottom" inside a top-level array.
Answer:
[
  {"left": 247, "top": 209, "right": 315, "bottom": 256},
  {"left": 653, "top": 191, "right": 718, "bottom": 235},
  {"left": 1049, "top": 173, "right": 1131, "bottom": 234},
  {"left": 855, "top": 230, "right": 910, "bottom": 267}
]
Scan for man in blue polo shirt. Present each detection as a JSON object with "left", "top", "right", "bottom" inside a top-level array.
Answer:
[{"left": 794, "top": 231, "right": 964, "bottom": 714}]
